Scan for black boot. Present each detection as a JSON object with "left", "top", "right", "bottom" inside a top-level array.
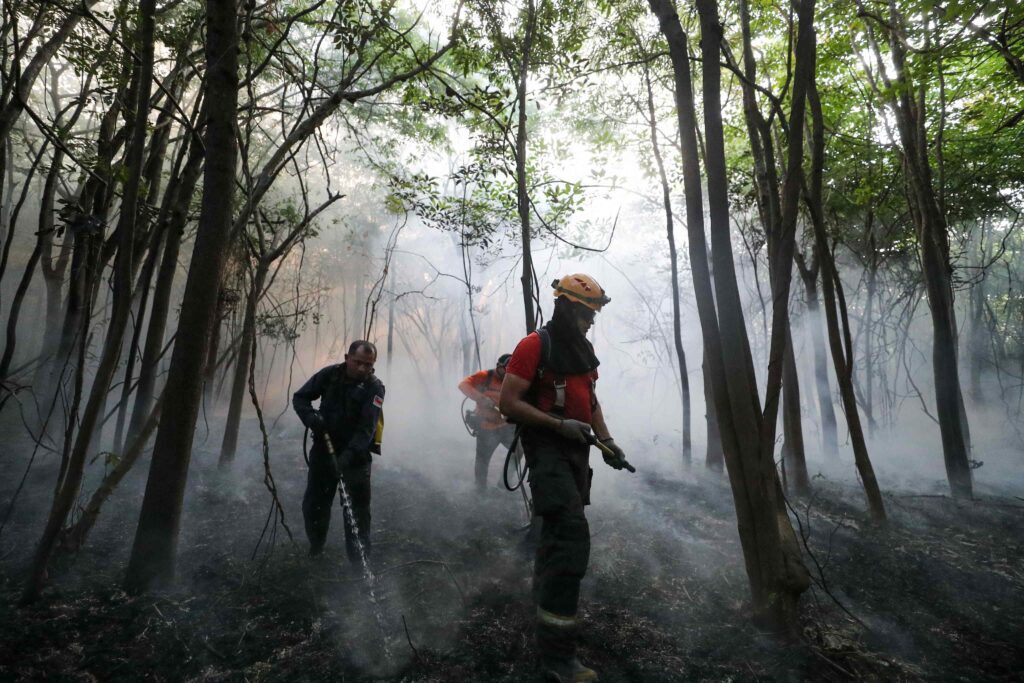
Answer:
[{"left": 540, "top": 656, "right": 598, "bottom": 682}]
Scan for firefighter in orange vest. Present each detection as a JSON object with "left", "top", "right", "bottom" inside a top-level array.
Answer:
[
  {"left": 458, "top": 354, "right": 516, "bottom": 491},
  {"left": 500, "top": 274, "right": 630, "bottom": 683}
]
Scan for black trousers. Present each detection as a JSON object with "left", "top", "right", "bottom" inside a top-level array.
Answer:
[
  {"left": 521, "top": 427, "right": 592, "bottom": 660},
  {"left": 303, "top": 445, "right": 372, "bottom": 562},
  {"left": 475, "top": 424, "right": 516, "bottom": 490}
]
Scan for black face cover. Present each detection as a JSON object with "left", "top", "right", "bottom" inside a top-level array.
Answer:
[{"left": 542, "top": 298, "right": 600, "bottom": 374}]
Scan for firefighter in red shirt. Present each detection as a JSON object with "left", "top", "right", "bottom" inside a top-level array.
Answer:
[
  {"left": 500, "top": 273, "right": 630, "bottom": 683},
  {"left": 458, "top": 354, "right": 516, "bottom": 491}
]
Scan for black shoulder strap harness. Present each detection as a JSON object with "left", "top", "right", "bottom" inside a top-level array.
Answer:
[
  {"left": 529, "top": 327, "right": 566, "bottom": 414},
  {"left": 504, "top": 328, "right": 561, "bottom": 499}
]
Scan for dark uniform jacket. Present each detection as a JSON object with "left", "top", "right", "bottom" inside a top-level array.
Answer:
[{"left": 292, "top": 363, "right": 385, "bottom": 465}]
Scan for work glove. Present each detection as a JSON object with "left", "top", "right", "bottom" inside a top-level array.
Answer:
[
  {"left": 600, "top": 438, "right": 627, "bottom": 469},
  {"left": 556, "top": 418, "right": 592, "bottom": 443},
  {"left": 307, "top": 410, "right": 327, "bottom": 435},
  {"left": 600, "top": 438, "right": 636, "bottom": 473},
  {"left": 325, "top": 448, "right": 354, "bottom": 480},
  {"left": 337, "top": 448, "right": 356, "bottom": 470}
]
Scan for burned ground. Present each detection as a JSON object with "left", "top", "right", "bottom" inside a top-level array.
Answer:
[{"left": 0, "top": 422, "right": 1022, "bottom": 681}]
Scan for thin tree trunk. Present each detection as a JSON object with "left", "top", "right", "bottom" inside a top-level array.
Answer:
[
  {"left": 0, "top": 148, "right": 63, "bottom": 378},
  {"left": 968, "top": 222, "right": 988, "bottom": 402},
  {"left": 516, "top": 0, "right": 539, "bottom": 333},
  {"left": 734, "top": 0, "right": 810, "bottom": 493},
  {"left": 22, "top": 0, "right": 156, "bottom": 602},
  {"left": 649, "top": 0, "right": 810, "bottom": 635},
  {"left": 797, "top": 254, "right": 838, "bottom": 457},
  {"left": 701, "top": 0, "right": 813, "bottom": 632},
  {"left": 113, "top": 227, "right": 165, "bottom": 453},
  {"left": 386, "top": 267, "right": 396, "bottom": 375},
  {"left": 806, "top": 79, "right": 886, "bottom": 521},
  {"left": 125, "top": 0, "right": 239, "bottom": 593},
  {"left": 43, "top": 62, "right": 130, "bottom": 401},
  {"left": 219, "top": 263, "right": 267, "bottom": 466},
  {"left": 34, "top": 221, "right": 73, "bottom": 391},
  {"left": 704, "top": 355, "right": 724, "bottom": 472},
  {"left": 863, "top": 217, "right": 877, "bottom": 435},
  {"left": 858, "top": 0, "right": 972, "bottom": 498},
  {"left": 643, "top": 64, "right": 691, "bottom": 465},
  {"left": 781, "top": 333, "right": 809, "bottom": 493},
  {"left": 59, "top": 393, "right": 165, "bottom": 553},
  {"left": 203, "top": 293, "right": 227, "bottom": 403},
  {"left": 126, "top": 140, "right": 205, "bottom": 445}
]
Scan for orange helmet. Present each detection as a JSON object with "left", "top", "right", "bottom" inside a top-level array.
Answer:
[{"left": 551, "top": 274, "right": 611, "bottom": 312}]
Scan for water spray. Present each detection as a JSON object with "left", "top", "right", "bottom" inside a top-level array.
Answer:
[{"left": 322, "top": 433, "right": 393, "bottom": 663}]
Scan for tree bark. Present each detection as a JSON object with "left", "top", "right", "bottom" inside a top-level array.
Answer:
[
  {"left": 781, "top": 333, "right": 809, "bottom": 494},
  {"left": 968, "top": 222, "right": 988, "bottom": 403},
  {"left": 862, "top": 215, "right": 878, "bottom": 435},
  {"left": 704, "top": 355, "right": 724, "bottom": 472},
  {"left": 219, "top": 263, "right": 267, "bottom": 465},
  {"left": 126, "top": 138, "right": 205, "bottom": 446},
  {"left": 643, "top": 64, "right": 691, "bottom": 465},
  {"left": 517, "top": 0, "right": 538, "bottom": 333},
  {"left": 125, "top": 0, "right": 239, "bottom": 593},
  {"left": 858, "top": 0, "right": 972, "bottom": 498},
  {"left": 112, "top": 226, "right": 165, "bottom": 453},
  {"left": 734, "top": 0, "right": 809, "bottom": 493},
  {"left": 58, "top": 393, "right": 165, "bottom": 554},
  {"left": 796, "top": 252, "right": 838, "bottom": 457},
  {"left": 806, "top": 78, "right": 886, "bottom": 521},
  {"left": 22, "top": 0, "right": 156, "bottom": 602},
  {"left": 648, "top": 0, "right": 810, "bottom": 635},
  {"left": 0, "top": 148, "right": 63, "bottom": 379}
]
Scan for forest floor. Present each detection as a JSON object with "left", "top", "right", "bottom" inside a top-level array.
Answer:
[{"left": 1, "top": 419, "right": 1023, "bottom": 682}]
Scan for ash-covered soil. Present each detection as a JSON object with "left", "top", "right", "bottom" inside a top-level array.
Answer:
[{"left": 0, "top": 422, "right": 1022, "bottom": 681}]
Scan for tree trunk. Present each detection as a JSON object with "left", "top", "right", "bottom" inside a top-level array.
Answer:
[
  {"left": 704, "top": 355, "right": 724, "bottom": 472},
  {"left": 702, "top": 0, "right": 814, "bottom": 632},
  {"left": 649, "top": 0, "right": 810, "bottom": 635},
  {"left": 59, "top": 393, "right": 165, "bottom": 554},
  {"left": 203, "top": 292, "right": 228, "bottom": 404},
  {"left": 968, "top": 224, "right": 988, "bottom": 403},
  {"left": 34, "top": 221, "right": 74, "bottom": 392},
  {"left": 643, "top": 64, "right": 691, "bottom": 465},
  {"left": 386, "top": 268, "right": 396, "bottom": 375},
  {"left": 781, "top": 332, "right": 809, "bottom": 494},
  {"left": 112, "top": 227, "right": 165, "bottom": 453},
  {"left": 862, "top": 218, "right": 877, "bottom": 435},
  {"left": 41, "top": 64, "right": 130, "bottom": 405},
  {"left": 125, "top": 0, "right": 239, "bottom": 593},
  {"left": 797, "top": 256, "right": 838, "bottom": 457},
  {"left": 516, "top": 0, "right": 539, "bottom": 333},
  {"left": 0, "top": 148, "right": 63, "bottom": 379},
  {"left": 734, "top": 0, "right": 810, "bottom": 493},
  {"left": 806, "top": 79, "right": 886, "bottom": 521},
  {"left": 126, "top": 140, "right": 205, "bottom": 445},
  {"left": 858, "top": 0, "right": 972, "bottom": 498},
  {"left": 22, "top": 0, "right": 155, "bottom": 602},
  {"left": 219, "top": 263, "right": 267, "bottom": 466}
]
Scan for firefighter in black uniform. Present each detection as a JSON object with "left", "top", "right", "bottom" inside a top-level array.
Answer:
[{"left": 293, "top": 340, "right": 385, "bottom": 560}]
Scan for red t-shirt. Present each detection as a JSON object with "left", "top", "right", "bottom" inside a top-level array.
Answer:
[{"left": 506, "top": 332, "right": 598, "bottom": 423}]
